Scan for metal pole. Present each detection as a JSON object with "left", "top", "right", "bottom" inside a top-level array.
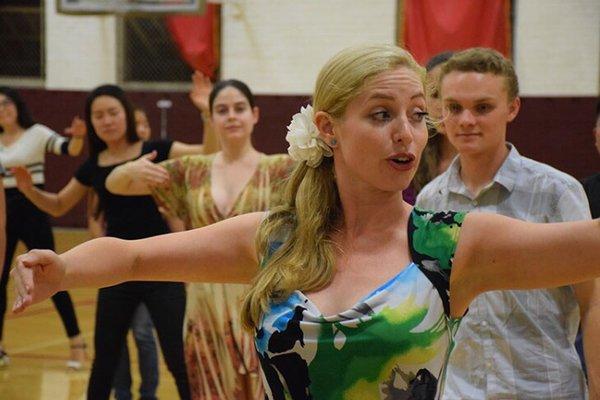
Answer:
[{"left": 156, "top": 99, "right": 173, "bottom": 140}]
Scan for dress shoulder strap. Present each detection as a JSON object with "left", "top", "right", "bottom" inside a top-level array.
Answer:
[{"left": 407, "top": 208, "right": 466, "bottom": 317}]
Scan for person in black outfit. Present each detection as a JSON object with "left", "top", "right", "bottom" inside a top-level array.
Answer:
[{"left": 12, "top": 85, "right": 197, "bottom": 399}]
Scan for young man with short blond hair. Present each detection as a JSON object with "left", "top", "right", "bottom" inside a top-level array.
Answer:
[{"left": 417, "top": 48, "right": 599, "bottom": 399}]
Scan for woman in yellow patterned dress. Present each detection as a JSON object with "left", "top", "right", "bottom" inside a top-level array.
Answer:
[{"left": 106, "top": 79, "right": 294, "bottom": 400}]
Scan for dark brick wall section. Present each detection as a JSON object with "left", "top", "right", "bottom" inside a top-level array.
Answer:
[
  {"left": 508, "top": 97, "right": 599, "bottom": 181},
  {"left": 13, "top": 88, "right": 600, "bottom": 227}
]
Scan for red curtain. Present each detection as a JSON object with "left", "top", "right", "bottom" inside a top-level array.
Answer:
[
  {"left": 403, "top": 0, "right": 511, "bottom": 65},
  {"left": 166, "top": 4, "right": 220, "bottom": 79}
]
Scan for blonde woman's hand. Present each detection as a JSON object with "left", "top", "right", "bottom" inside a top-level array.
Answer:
[
  {"left": 64, "top": 116, "right": 86, "bottom": 138},
  {"left": 11, "top": 250, "right": 66, "bottom": 313},
  {"left": 189, "top": 70, "right": 213, "bottom": 114},
  {"left": 124, "top": 151, "right": 170, "bottom": 187}
]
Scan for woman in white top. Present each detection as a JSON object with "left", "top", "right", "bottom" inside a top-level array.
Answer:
[{"left": 0, "top": 86, "right": 86, "bottom": 368}]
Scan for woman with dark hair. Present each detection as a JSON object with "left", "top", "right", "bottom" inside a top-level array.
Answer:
[
  {"left": 0, "top": 86, "right": 86, "bottom": 368},
  {"left": 412, "top": 51, "right": 457, "bottom": 193},
  {"left": 11, "top": 83, "right": 213, "bottom": 399},
  {"left": 106, "top": 79, "right": 294, "bottom": 399}
]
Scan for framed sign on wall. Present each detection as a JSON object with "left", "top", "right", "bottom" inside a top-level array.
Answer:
[{"left": 57, "top": 0, "right": 205, "bottom": 14}]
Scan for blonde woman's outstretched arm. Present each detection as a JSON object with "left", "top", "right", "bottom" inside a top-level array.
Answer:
[
  {"left": 11, "top": 212, "right": 263, "bottom": 313},
  {"left": 451, "top": 213, "right": 600, "bottom": 317}
]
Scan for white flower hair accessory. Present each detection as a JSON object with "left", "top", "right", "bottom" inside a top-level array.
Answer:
[{"left": 285, "top": 105, "right": 333, "bottom": 168}]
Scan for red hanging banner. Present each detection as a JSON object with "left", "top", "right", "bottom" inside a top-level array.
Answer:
[
  {"left": 166, "top": 3, "right": 220, "bottom": 79},
  {"left": 403, "top": 0, "right": 511, "bottom": 65}
]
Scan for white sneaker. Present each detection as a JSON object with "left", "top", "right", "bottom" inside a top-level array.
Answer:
[{"left": 0, "top": 350, "right": 9, "bottom": 367}]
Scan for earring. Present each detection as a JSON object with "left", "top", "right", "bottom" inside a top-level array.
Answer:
[{"left": 330, "top": 138, "right": 337, "bottom": 146}]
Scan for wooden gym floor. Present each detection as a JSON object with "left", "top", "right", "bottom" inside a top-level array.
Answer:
[{"left": 0, "top": 228, "right": 180, "bottom": 400}]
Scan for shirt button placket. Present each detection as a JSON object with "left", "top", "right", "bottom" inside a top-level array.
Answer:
[{"left": 481, "top": 319, "right": 493, "bottom": 384}]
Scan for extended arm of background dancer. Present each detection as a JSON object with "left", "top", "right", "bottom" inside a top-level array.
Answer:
[
  {"left": 171, "top": 70, "right": 219, "bottom": 156},
  {"left": 64, "top": 116, "right": 86, "bottom": 156},
  {"left": 1, "top": 117, "right": 86, "bottom": 219},
  {"left": 10, "top": 210, "right": 600, "bottom": 318},
  {"left": 11, "top": 166, "right": 88, "bottom": 218},
  {"left": 0, "top": 117, "right": 86, "bottom": 168},
  {"left": 106, "top": 71, "right": 218, "bottom": 196},
  {"left": 192, "top": 71, "right": 219, "bottom": 154}
]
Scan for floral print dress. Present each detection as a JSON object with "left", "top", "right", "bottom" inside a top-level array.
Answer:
[
  {"left": 151, "top": 153, "right": 294, "bottom": 400},
  {"left": 256, "top": 208, "right": 466, "bottom": 400}
]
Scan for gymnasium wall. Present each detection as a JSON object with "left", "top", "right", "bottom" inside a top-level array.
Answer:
[{"left": 11, "top": 0, "right": 600, "bottom": 227}]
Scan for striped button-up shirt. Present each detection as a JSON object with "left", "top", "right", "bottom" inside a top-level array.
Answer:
[{"left": 416, "top": 144, "right": 591, "bottom": 400}]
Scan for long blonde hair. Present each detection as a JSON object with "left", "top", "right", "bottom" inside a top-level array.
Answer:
[{"left": 241, "top": 45, "right": 425, "bottom": 330}]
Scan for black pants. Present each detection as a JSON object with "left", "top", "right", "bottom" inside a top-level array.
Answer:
[
  {"left": 88, "top": 281, "right": 190, "bottom": 400},
  {"left": 0, "top": 189, "right": 80, "bottom": 341}
]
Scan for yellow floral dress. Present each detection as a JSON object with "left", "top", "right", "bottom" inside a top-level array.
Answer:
[{"left": 151, "top": 153, "right": 294, "bottom": 400}]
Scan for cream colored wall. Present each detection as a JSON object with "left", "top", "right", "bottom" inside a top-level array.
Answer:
[
  {"left": 220, "top": 0, "right": 397, "bottom": 94},
  {"left": 514, "top": 0, "right": 600, "bottom": 96},
  {"left": 45, "top": 0, "right": 117, "bottom": 90},
  {"left": 39, "top": 0, "right": 599, "bottom": 95}
]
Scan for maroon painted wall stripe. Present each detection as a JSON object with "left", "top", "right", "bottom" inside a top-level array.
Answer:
[{"left": 14, "top": 88, "right": 600, "bottom": 227}]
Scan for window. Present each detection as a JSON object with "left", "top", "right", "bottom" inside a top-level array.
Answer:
[
  {"left": 120, "top": 15, "right": 193, "bottom": 85},
  {"left": 0, "top": 0, "right": 43, "bottom": 78}
]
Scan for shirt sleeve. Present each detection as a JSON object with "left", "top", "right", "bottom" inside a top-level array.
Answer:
[
  {"left": 74, "top": 158, "right": 95, "bottom": 187},
  {"left": 37, "top": 124, "right": 69, "bottom": 156},
  {"left": 553, "top": 179, "right": 592, "bottom": 222},
  {"left": 150, "top": 155, "right": 197, "bottom": 221},
  {"left": 144, "top": 140, "right": 174, "bottom": 163}
]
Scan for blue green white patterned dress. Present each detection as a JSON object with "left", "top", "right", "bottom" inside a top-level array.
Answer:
[{"left": 255, "top": 208, "right": 466, "bottom": 400}]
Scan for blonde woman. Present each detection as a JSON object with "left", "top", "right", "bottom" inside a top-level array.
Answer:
[
  {"left": 106, "top": 79, "right": 294, "bottom": 400},
  {"left": 11, "top": 45, "right": 600, "bottom": 399}
]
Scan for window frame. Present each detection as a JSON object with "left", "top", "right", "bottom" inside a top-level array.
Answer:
[{"left": 0, "top": 2, "right": 45, "bottom": 86}]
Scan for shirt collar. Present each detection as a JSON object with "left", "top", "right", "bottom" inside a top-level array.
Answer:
[
  {"left": 493, "top": 143, "right": 521, "bottom": 192},
  {"left": 447, "top": 143, "right": 521, "bottom": 196}
]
